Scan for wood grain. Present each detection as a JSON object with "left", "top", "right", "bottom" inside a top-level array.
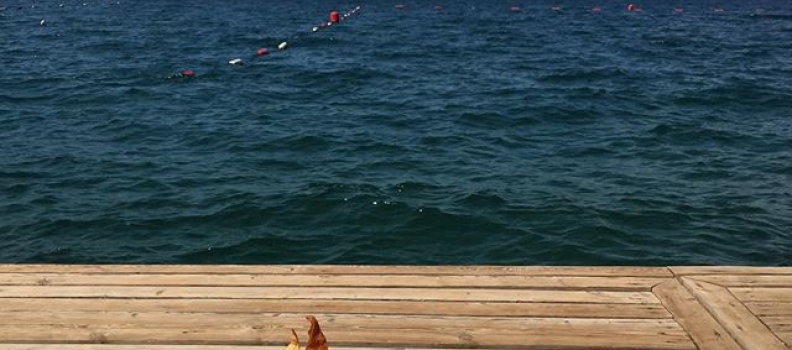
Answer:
[
  {"left": 652, "top": 279, "right": 741, "bottom": 350},
  {"left": 682, "top": 278, "right": 788, "bottom": 350}
]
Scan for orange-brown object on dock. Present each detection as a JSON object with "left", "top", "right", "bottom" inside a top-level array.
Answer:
[{"left": 306, "top": 315, "right": 329, "bottom": 350}]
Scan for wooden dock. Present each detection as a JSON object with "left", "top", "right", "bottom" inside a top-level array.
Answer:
[{"left": 0, "top": 265, "right": 789, "bottom": 350}]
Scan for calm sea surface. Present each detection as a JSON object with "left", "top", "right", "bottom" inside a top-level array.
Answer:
[{"left": 1, "top": 0, "right": 791, "bottom": 265}]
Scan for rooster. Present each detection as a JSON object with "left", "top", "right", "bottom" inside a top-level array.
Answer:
[{"left": 305, "top": 315, "right": 329, "bottom": 350}]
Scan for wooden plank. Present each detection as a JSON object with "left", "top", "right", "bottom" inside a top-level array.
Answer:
[
  {"left": 0, "top": 265, "right": 673, "bottom": 277},
  {"left": 652, "top": 279, "right": 741, "bottom": 350},
  {"left": 682, "top": 277, "right": 788, "bottom": 350},
  {"left": 0, "top": 325, "right": 696, "bottom": 349},
  {"left": 746, "top": 302, "right": 792, "bottom": 317},
  {"left": 780, "top": 332, "right": 792, "bottom": 348},
  {"left": 0, "top": 286, "right": 659, "bottom": 304},
  {"left": 670, "top": 267, "right": 792, "bottom": 276},
  {"left": 762, "top": 316, "right": 792, "bottom": 333},
  {"left": 691, "top": 275, "right": 792, "bottom": 288},
  {"left": 0, "top": 273, "right": 665, "bottom": 290},
  {"left": 730, "top": 287, "right": 792, "bottom": 303},
  {"left": 0, "top": 312, "right": 686, "bottom": 333},
  {"left": 0, "top": 298, "right": 672, "bottom": 318}
]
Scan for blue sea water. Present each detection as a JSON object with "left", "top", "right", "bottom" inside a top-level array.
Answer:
[{"left": 1, "top": 0, "right": 791, "bottom": 265}]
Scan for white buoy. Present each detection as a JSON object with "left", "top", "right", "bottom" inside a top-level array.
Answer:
[
  {"left": 40, "top": 19, "right": 46, "bottom": 26},
  {"left": 278, "top": 42, "right": 288, "bottom": 50},
  {"left": 228, "top": 58, "right": 244, "bottom": 65},
  {"left": 312, "top": 26, "right": 318, "bottom": 32},
  {"left": 59, "top": 3, "right": 64, "bottom": 7}
]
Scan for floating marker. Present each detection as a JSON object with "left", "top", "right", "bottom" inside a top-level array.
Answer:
[
  {"left": 278, "top": 42, "right": 288, "bottom": 50},
  {"left": 552, "top": 5, "right": 561, "bottom": 11},
  {"left": 180, "top": 69, "right": 195, "bottom": 77},
  {"left": 714, "top": 7, "right": 724, "bottom": 12},
  {"left": 395, "top": 4, "right": 404, "bottom": 9},
  {"left": 59, "top": 3, "right": 64, "bottom": 7},
  {"left": 257, "top": 48, "right": 269, "bottom": 56},
  {"left": 330, "top": 10, "right": 340, "bottom": 23},
  {"left": 627, "top": 3, "right": 635, "bottom": 11},
  {"left": 435, "top": 5, "right": 443, "bottom": 11},
  {"left": 592, "top": 6, "right": 602, "bottom": 12},
  {"left": 312, "top": 26, "right": 319, "bottom": 32},
  {"left": 673, "top": 7, "right": 683, "bottom": 13},
  {"left": 40, "top": 19, "right": 46, "bottom": 26},
  {"left": 510, "top": 6, "right": 521, "bottom": 12},
  {"left": 229, "top": 58, "right": 244, "bottom": 65}
]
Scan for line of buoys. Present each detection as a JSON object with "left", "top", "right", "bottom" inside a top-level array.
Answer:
[
  {"left": 312, "top": 5, "right": 361, "bottom": 33},
  {"left": 175, "top": 6, "right": 362, "bottom": 78}
]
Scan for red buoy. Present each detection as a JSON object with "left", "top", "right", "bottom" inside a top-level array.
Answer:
[
  {"left": 180, "top": 69, "right": 195, "bottom": 78},
  {"left": 627, "top": 3, "right": 635, "bottom": 11},
  {"left": 330, "top": 10, "right": 340, "bottom": 23},
  {"left": 257, "top": 48, "right": 269, "bottom": 56}
]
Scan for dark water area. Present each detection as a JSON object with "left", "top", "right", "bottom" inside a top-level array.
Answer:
[{"left": 1, "top": 0, "right": 791, "bottom": 265}]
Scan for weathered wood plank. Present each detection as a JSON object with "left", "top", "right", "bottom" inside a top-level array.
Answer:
[
  {"left": 0, "top": 298, "right": 672, "bottom": 318},
  {"left": 682, "top": 278, "right": 788, "bottom": 350},
  {"left": 730, "top": 287, "right": 792, "bottom": 303},
  {"left": 747, "top": 302, "right": 792, "bottom": 317},
  {"left": 691, "top": 275, "right": 792, "bottom": 288},
  {"left": 0, "top": 273, "right": 666, "bottom": 290},
  {"left": 779, "top": 332, "right": 792, "bottom": 348},
  {"left": 652, "top": 279, "right": 741, "bottom": 350},
  {"left": 0, "top": 325, "right": 696, "bottom": 349},
  {"left": 0, "top": 265, "right": 673, "bottom": 277},
  {"left": 763, "top": 316, "right": 792, "bottom": 333},
  {"left": 0, "top": 286, "right": 659, "bottom": 304},
  {"left": 671, "top": 267, "right": 792, "bottom": 276},
  {"left": 0, "top": 312, "right": 685, "bottom": 333}
]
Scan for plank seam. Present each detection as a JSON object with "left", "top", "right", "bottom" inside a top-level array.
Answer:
[
  {"left": 719, "top": 282, "right": 790, "bottom": 348},
  {"left": 682, "top": 277, "right": 789, "bottom": 350}
]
